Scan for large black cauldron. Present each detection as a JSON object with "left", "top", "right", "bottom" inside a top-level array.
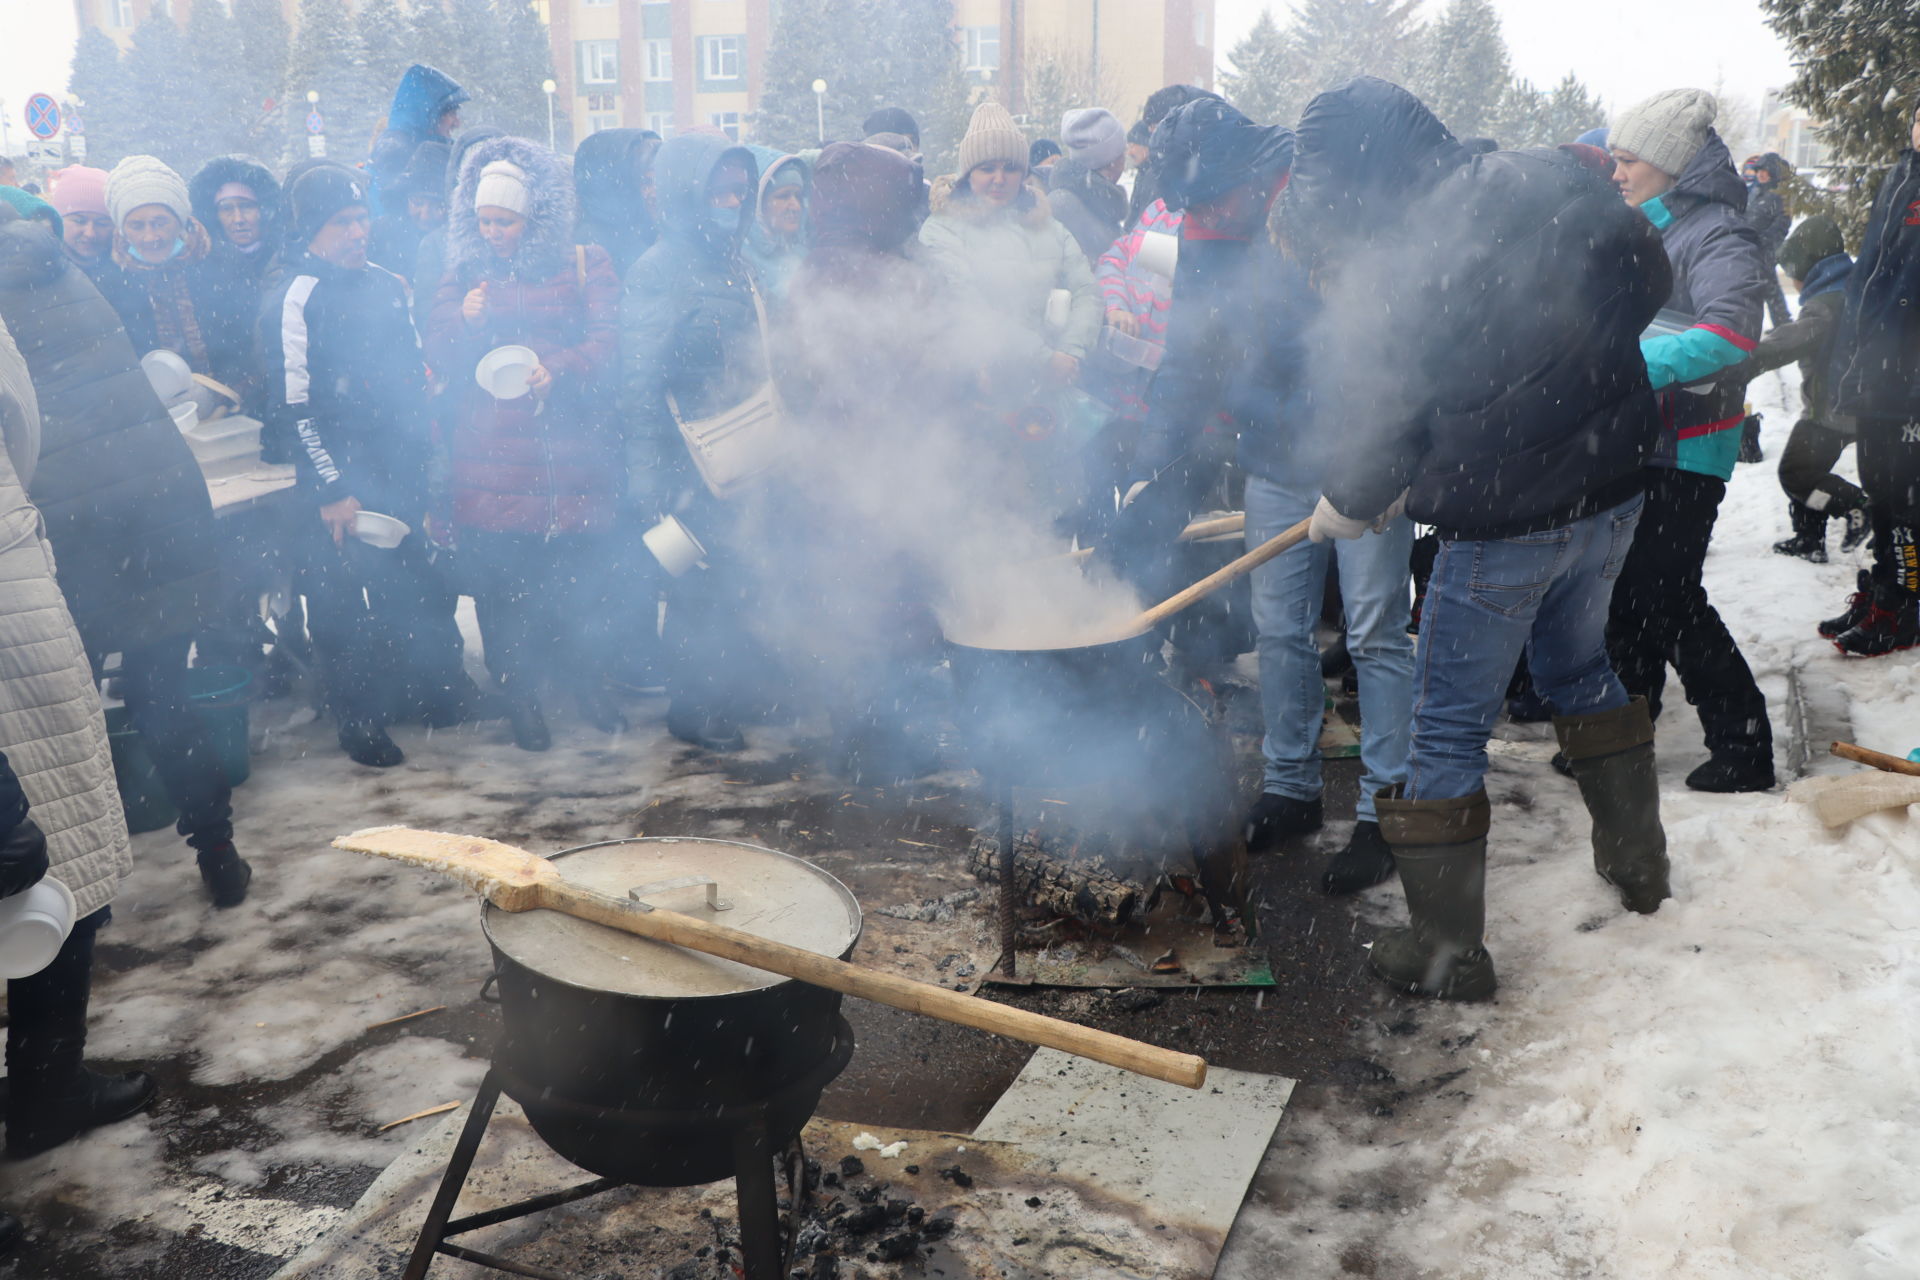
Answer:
[{"left": 482, "top": 838, "right": 862, "bottom": 1186}]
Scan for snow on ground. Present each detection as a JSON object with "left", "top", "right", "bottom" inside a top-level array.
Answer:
[{"left": 1221, "top": 367, "right": 1920, "bottom": 1278}]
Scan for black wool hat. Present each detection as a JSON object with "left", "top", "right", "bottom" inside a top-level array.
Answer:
[{"left": 283, "top": 160, "right": 370, "bottom": 246}]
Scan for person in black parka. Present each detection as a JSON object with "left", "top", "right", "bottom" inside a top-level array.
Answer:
[
  {"left": 1742, "top": 151, "right": 1794, "bottom": 327},
  {"left": 0, "top": 206, "right": 249, "bottom": 906}
]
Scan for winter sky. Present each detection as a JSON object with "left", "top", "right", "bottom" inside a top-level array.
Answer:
[{"left": 1, "top": 1, "right": 1797, "bottom": 158}]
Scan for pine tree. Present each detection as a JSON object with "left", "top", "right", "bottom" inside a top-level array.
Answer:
[
  {"left": 186, "top": 0, "right": 253, "bottom": 160},
  {"left": 1020, "top": 45, "right": 1107, "bottom": 144},
  {"left": 286, "top": 0, "right": 382, "bottom": 167},
  {"left": 1761, "top": 0, "right": 1917, "bottom": 227},
  {"left": 1488, "top": 78, "right": 1550, "bottom": 148},
  {"left": 231, "top": 0, "right": 292, "bottom": 156},
  {"left": 119, "top": 13, "right": 199, "bottom": 168},
  {"left": 1543, "top": 73, "right": 1606, "bottom": 146},
  {"left": 490, "top": 1, "right": 557, "bottom": 143},
  {"left": 1284, "top": 0, "right": 1423, "bottom": 102},
  {"left": 1219, "top": 9, "right": 1298, "bottom": 127},
  {"left": 1409, "top": 0, "right": 1508, "bottom": 141},
  {"left": 357, "top": 0, "right": 414, "bottom": 100},
  {"left": 68, "top": 26, "right": 133, "bottom": 167}
]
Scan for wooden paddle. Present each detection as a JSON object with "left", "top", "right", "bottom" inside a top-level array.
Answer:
[
  {"left": 1831, "top": 741, "right": 1920, "bottom": 777},
  {"left": 333, "top": 827, "right": 1208, "bottom": 1089},
  {"left": 1113, "top": 516, "right": 1315, "bottom": 639}
]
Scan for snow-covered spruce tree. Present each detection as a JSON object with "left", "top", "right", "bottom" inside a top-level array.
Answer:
[
  {"left": 186, "top": 0, "right": 255, "bottom": 163},
  {"left": 870, "top": 0, "right": 969, "bottom": 171},
  {"left": 1761, "top": 0, "right": 1918, "bottom": 230},
  {"left": 1219, "top": 8, "right": 1299, "bottom": 127},
  {"left": 1488, "top": 78, "right": 1551, "bottom": 147},
  {"left": 1407, "top": 0, "right": 1509, "bottom": 141},
  {"left": 1021, "top": 46, "right": 1112, "bottom": 145},
  {"left": 489, "top": 1, "right": 558, "bottom": 145},
  {"left": 286, "top": 0, "right": 383, "bottom": 168},
  {"left": 120, "top": 13, "right": 200, "bottom": 169},
  {"left": 356, "top": 0, "right": 415, "bottom": 104},
  {"left": 68, "top": 26, "right": 134, "bottom": 168},
  {"left": 1283, "top": 0, "right": 1423, "bottom": 107},
  {"left": 231, "top": 0, "right": 291, "bottom": 156},
  {"left": 1543, "top": 74, "right": 1606, "bottom": 145}
]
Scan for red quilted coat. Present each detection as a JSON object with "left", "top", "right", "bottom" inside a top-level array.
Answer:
[{"left": 425, "top": 245, "right": 623, "bottom": 536}]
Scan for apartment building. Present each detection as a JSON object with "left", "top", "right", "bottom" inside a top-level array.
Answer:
[{"left": 548, "top": 0, "right": 770, "bottom": 142}]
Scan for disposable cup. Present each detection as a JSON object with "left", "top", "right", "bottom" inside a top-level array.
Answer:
[
  {"left": 0, "top": 877, "right": 77, "bottom": 980},
  {"left": 642, "top": 515, "right": 708, "bottom": 576},
  {"left": 1136, "top": 230, "right": 1179, "bottom": 280}
]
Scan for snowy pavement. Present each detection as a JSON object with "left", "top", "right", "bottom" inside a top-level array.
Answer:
[{"left": 0, "top": 368, "right": 1914, "bottom": 1279}]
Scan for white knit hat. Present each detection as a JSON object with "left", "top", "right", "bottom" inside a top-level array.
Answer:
[
  {"left": 473, "top": 159, "right": 531, "bottom": 216},
  {"left": 106, "top": 155, "right": 192, "bottom": 230},
  {"left": 958, "top": 101, "right": 1029, "bottom": 177},
  {"left": 1611, "top": 89, "right": 1718, "bottom": 179},
  {"left": 1062, "top": 108, "right": 1125, "bottom": 170}
]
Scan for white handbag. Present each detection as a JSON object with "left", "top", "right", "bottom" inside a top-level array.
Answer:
[{"left": 669, "top": 286, "right": 786, "bottom": 499}]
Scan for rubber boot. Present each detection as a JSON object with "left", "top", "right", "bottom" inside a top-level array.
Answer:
[
  {"left": 1553, "top": 697, "right": 1670, "bottom": 914},
  {"left": 1369, "top": 787, "right": 1497, "bottom": 1000}
]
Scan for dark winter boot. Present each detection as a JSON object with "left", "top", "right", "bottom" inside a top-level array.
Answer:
[
  {"left": 5, "top": 1026, "right": 158, "bottom": 1159},
  {"left": 1770, "top": 502, "right": 1827, "bottom": 563},
  {"left": 1319, "top": 819, "right": 1396, "bottom": 894},
  {"left": 1840, "top": 505, "right": 1871, "bottom": 551},
  {"left": 0, "top": 1210, "right": 21, "bottom": 1253},
  {"left": 666, "top": 703, "right": 746, "bottom": 753},
  {"left": 337, "top": 720, "right": 404, "bottom": 768},
  {"left": 1369, "top": 787, "right": 1497, "bottom": 1000},
  {"left": 1685, "top": 754, "right": 1776, "bottom": 792},
  {"left": 1553, "top": 698, "right": 1670, "bottom": 913},
  {"left": 194, "top": 842, "right": 252, "bottom": 909},
  {"left": 1819, "top": 571, "right": 1875, "bottom": 638},
  {"left": 1243, "top": 792, "right": 1323, "bottom": 852},
  {"left": 1737, "top": 413, "right": 1765, "bottom": 463},
  {"left": 506, "top": 697, "right": 551, "bottom": 752},
  {"left": 575, "top": 686, "right": 629, "bottom": 735},
  {"left": 419, "top": 676, "right": 507, "bottom": 729},
  {"left": 1833, "top": 585, "right": 1920, "bottom": 658}
]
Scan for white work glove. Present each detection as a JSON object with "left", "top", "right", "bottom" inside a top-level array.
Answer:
[
  {"left": 1370, "top": 489, "right": 1409, "bottom": 533},
  {"left": 1117, "top": 479, "right": 1151, "bottom": 511},
  {"left": 1307, "top": 495, "right": 1371, "bottom": 543}
]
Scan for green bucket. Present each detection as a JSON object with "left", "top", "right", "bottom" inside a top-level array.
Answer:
[
  {"left": 186, "top": 665, "right": 252, "bottom": 787},
  {"left": 105, "top": 705, "right": 178, "bottom": 834}
]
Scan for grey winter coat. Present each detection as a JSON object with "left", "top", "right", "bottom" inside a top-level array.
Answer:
[
  {"left": 1047, "top": 159, "right": 1129, "bottom": 265},
  {"left": 0, "top": 212, "right": 220, "bottom": 655},
  {"left": 0, "top": 314, "right": 133, "bottom": 921}
]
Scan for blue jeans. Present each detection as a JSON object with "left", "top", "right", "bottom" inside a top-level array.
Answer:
[
  {"left": 1245, "top": 473, "right": 1414, "bottom": 823},
  {"left": 1408, "top": 496, "right": 1642, "bottom": 800}
]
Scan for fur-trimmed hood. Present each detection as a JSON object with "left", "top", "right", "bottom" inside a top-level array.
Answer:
[
  {"left": 188, "top": 155, "right": 282, "bottom": 244},
  {"left": 447, "top": 135, "right": 577, "bottom": 281},
  {"left": 927, "top": 173, "right": 1052, "bottom": 228}
]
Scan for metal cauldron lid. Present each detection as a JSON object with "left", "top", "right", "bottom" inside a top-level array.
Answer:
[{"left": 482, "top": 838, "right": 862, "bottom": 998}]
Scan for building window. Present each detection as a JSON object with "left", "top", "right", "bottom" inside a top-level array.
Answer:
[
  {"left": 647, "top": 111, "right": 674, "bottom": 137},
  {"left": 708, "top": 111, "right": 740, "bottom": 141},
  {"left": 645, "top": 38, "right": 672, "bottom": 81},
  {"left": 962, "top": 26, "right": 1000, "bottom": 74},
  {"left": 584, "top": 0, "right": 613, "bottom": 6},
  {"left": 587, "top": 92, "right": 618, "bottom": 111},
  {"left": 109, "top": 0, "right": 134, "bottom": 23},
  {"left": 577, "top": 39, "right": 619, "bottom": 86},
  {"left": 698, "top": 34, "right": 743, "bottom": 82},
  {"left": 589, "top": 112, "right": 621, "bottom": 133}
]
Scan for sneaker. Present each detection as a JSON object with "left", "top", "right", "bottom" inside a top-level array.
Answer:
[
  {"left": 1685, "top": 754, "right": 1776, "bottom": 792},
  {"left": 1243, "top": 792, "right": 1322, "bottom": 850},
  {"left": 1319, "top": 820, "right": 1396, "bottom": 894},
  {"left": 338, "top": 720, "right": 404, "bottom": 768},
  {"left": 1840, "top": 507, "right": 1871, "bottom": 551},
  {"left": 1834, "top": 590, "right": 1920, "bottom": 658},
  {"left": 1818, "top": 571, "right": 1874, "bottom": 639},
  {"left": 1770, "top": 532, "right": 1827, "bottom": 563}
]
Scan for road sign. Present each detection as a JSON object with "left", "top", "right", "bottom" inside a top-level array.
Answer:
[
  {"left": 307, "top": 135, "right": 327, "bottom": 159},
  {"left": 306, "top": 111, "right": 324, "bottom": 135},
  {"left": 24, "top": 93, "right": 61, "bottom": 140}
]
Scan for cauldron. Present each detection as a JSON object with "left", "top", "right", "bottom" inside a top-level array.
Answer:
[{"left": 482, "top": 838, "right": 862, "bottom": 1186}]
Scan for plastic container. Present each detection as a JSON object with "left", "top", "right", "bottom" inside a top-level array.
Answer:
[
  {"left": 1101, "top": 325, "right": 1164, "bottom": 371},
  {"left": 141, "top": 349, "right": 194, "bottom": 407},
  {"left": 105, "top": 705, "right": 178, "bottom": 834},
  {"left": 169, "top": 400, "right": 199, "bottom": 434},
  {"left": 641, "top": 514, "right": 708, "bottom": 576},
  {"left": 0, "top": 877, "right": 77, "bottom": 979},
  {"left": 186, "top": 665, "right": 252, "bottom": 787},
  {"left": 184, "top": 413, "right": 263, "bottom": 466},
  {"left": 476, "top": 345, "right": 540, "bottom": 400},
  {"left": 350, "top": 510, "right": 411, "bottom": 549}
]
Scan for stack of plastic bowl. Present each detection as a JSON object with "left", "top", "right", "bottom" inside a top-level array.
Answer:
[{"left": 0, "top": 877, "right": 76, "bottom": 980}]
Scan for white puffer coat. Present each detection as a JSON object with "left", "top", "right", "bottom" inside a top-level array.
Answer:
[{"left": 0, "top": 315, "right": 131, "bottom": 920}]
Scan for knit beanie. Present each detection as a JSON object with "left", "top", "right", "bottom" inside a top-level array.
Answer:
[
  {"left": 48, "top": 166, "right": 109, "bottom": 218},
  {"left": 957, "top": 101, "right": 1029, "bottom": 177},
  {"left": 1777, "top": 214, "right": 1844, "bottom": 283},
  {"left": 863, "top": 106, "right": 920, "bottom": 144},
  {"left": 473, "top": 159, "right": 531, "bottom": 215},
  {"left": 106, "top": 155, "right": 192, "bottom": 229},
  {"left": 1062, "top": 108, "right": 1125, "bottom": 170},
  {"left": 1611, "top": 89, "right": 1717, "bottom": 178},
  {"left": 283, "top": 160, "right": 370, "bottom": 246}
]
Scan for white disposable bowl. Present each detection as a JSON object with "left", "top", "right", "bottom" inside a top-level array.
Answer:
[
  {"left": 642, "top": 514, "right": 708, "bottom": 576},
  {"left": 169, "top": 400, "right": 199, "bottom": 433},
  {"left": 141, "top": 349, "right": 195, "bottom": 406},
  {"left": 475, "top": 345, "right": 540, "bottom": 400},
  {"left": 350, "top": 510, "right": 411, "bottom": 549},
  {"left": 0, "top": 877, "right": 76, "bottom": 980}
]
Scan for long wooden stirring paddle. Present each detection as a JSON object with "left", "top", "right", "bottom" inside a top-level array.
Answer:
[{"left": 333, "top": 827, "right": 1208, "bottom": 1089}]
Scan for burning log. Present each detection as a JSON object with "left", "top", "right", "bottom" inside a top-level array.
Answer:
[{"left": 966, "top": 829, "right": 1149, "bottom": 928}]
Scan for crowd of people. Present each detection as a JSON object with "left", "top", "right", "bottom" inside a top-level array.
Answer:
[{"left": 0, "top": 56, "right": 1917, "bottom": 1246}]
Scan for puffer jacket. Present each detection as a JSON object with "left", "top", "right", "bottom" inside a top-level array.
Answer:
[
  {"left": 620, "top": 133, "right": 766, "bottom": 488},
  {"left": 0, "top": 212, "right": 219, "bottom": 653},
  {"left": 0, "top": 314, "right": 132, "bottom": 921},
  {"left": 1047, "top": 158, "right": 1129, "bottom": 264},
  {"left": 1303, "top": 80, "right": 1669, "bottom": 538},
  {"left": 1828, "top": 147, "right": 1920, "bottom": 422},
  {"left": 426, "top": 135, "right": 623, "bottom": 536},
  {"left": 918, "top": 175, "right": 1101, "bottom": 363},
  {"left": 1728, "top": 250, "right": 1851, "bottom": 425},
  {"left": 369, "top": 64, "right": 468, "bottom": 215},
  {"left": 1636, "top": 130, "right": 1768, "bottom": 481},
  {"left": 1744, "top": 153, "right": 1792, "bottom": 261},
  {"left": 575, "top": 128, "right": 661, "bottom": 280}
]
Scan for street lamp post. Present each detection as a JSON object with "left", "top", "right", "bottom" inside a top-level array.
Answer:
[
  {"left": 811, "top": 79, "right": 827, "bottom": 143},
  {"left": 542, "top": 79, "right": 557, "bottom": 150},
  {"left": 306, "top": 89, "right": 325, "bottom": 159}
]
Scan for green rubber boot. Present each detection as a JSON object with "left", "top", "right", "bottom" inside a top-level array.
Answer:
[
  {"left": 1370, "top": 787, "right": 1497, "bottom": 1001},
  {"left": 1554, "top": 697, "right": 1670, "bottom": 914}
]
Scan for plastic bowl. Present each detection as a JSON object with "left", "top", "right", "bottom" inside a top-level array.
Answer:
[
  {"left": 0, "top": 877, "right": 77, "bottom": 980},
  {"left": 350, "top": 510, "right": 411, "bottom": 550},
  {"left": 641, "top": 514, "right": 708, "bottom": 576},
  {"left": 475, "top": 345, "right": 540, "bottom": 400},
  {"left": 141, "top": 349, "right": 195, "bottom": 406},
  {"left": 169, "top": 400, "right": 199, "bottom": 433}
]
